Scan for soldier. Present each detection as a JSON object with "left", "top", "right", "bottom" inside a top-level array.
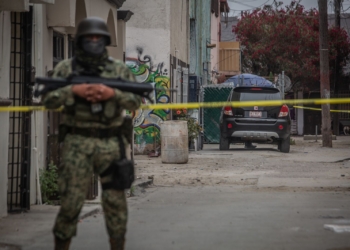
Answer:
[{"left": 42, "top": 17, "right": 141, "bottom": 250}]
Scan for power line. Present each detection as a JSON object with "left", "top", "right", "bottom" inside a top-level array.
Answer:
[
  {"left": 229, "top": 0, "right": 261, "bottom": 9},
  {"left": 227, "top": 0, "right": 349, "bottom": 15},
  {"left": 227, "top": 0, "right": 272, "bottom": 11}
]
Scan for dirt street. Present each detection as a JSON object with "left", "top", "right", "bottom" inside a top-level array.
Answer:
[
  {"left": 1, "top": 136, "right": 349, "bottom": 250},
  {"left": 134, "top": 136, "right": 350, "bottom": 190}
]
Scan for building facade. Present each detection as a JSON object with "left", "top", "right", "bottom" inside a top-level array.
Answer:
[
  {"left": 121, "top": 0, "right": 190, "bottom": 154},
  {"left": 209, "top": 0, "right": 240, "bottom": 84},
  {"left": 0, "top": 0, "right": 127, "bottom": 218},
  {"left": 189, "top": 0, "right": 211, "bottom": 85}
]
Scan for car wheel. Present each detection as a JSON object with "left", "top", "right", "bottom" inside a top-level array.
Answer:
[
  {"left": 279, "top": 136, "right": 290, "bottom": 153},
  {"left": 219, "top": 134, "right": 230, "bottom": 150}
]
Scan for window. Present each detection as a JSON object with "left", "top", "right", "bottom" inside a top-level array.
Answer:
[
  {"left": 68, "top": 35, "right": 75, "bottom": 58},
  {"left": 53, "top": 31, "right": 64, "bottom": 67}
]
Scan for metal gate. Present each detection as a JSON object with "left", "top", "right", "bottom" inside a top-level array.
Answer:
[
  {"left": 201, "top": 85, "right": 232, "bottom": 143},
  {"left": 47, "top": 112, "right": 63, "bottom": 167},
  {"left": 46, "top": 31, "right": 66, "bottom": 167},
  {"left": 8, "top": 9, "right": 33, "bottom": 212}
]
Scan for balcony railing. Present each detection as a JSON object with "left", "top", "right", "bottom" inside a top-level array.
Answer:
[{"left": 218, "top": 41, "right": 240, "bottom": 76}]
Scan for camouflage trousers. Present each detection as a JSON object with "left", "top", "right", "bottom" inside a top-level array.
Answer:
[{"left": 53, "top": 133, "right": 128, "bottom": 242}]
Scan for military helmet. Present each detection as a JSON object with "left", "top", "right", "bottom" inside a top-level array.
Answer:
[{"left": 75, "top": 17, "right": 111, "bottom": 46}]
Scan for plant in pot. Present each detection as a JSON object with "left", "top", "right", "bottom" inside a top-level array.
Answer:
[{"left": 174, "top": 109, "right": 202, "bottom": 148}]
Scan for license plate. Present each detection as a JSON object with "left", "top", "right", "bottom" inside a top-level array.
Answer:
[{"left": 249, "top": 111, "right": 262, "bottom": 118}]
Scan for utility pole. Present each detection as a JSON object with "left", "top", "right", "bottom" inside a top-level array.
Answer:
[
  {"left": 318, "top": 0, "right": 332, "bottom": 147},
  {"left": 333, "top": 0, "right": 342, "bottom": 136}
]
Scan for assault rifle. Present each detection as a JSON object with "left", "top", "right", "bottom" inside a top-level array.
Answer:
[{"left": 34, "top": 75, "right": 165, "bottom": 102}]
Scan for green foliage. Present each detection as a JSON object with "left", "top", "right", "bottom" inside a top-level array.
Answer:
[
  {"left": 186, "top": 117, "right": 203, "bottom": 141},
  {"left": 39, "top": 162, "right": 59, "bottom": 204},
  {"left": 174, "top": 109, "right": 203, "bottom": 141},
  {"left": 130, "top": 186, "right": 136, "bottom": 197},
  {"left": 233, "top": 0, "right": 350, "bottom": 89}
]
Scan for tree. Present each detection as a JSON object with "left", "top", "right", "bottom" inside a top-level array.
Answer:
[{"left": 233, "top": 0, "right": 350, "bottom": 90}]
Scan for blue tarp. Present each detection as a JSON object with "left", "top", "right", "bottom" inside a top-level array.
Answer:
[{"left": 223, "top": 73, "right": 275, "bottom": 87}]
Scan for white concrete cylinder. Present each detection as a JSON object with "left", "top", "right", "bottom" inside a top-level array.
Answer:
[{"left": 161, "top": 120, "right": 188, "bottom": 164}]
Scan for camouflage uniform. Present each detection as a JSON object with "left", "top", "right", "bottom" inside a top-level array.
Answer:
[{"left": 43, "top": 49, "right": 141, "bottom": 245}]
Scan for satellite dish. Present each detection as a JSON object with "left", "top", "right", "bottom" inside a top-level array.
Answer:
[{"left": 276, "top": 74, "right": 292, "bottom": 93}]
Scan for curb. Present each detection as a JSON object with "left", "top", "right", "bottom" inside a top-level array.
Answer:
[
  {"left": 134, "top": 179, "right": 153, "bottom": 188},
  {"left": 79, "top": 206, "right": 101, "bottom": 220},
  {"left": 304, "top": 135, "right": 337, "bottom": 140}
]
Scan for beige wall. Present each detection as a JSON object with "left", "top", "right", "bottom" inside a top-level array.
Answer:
[
  {"left": 122, "top": 0, "right": 170, "bottom": 30},
  {"left": 30, "top": 4, "right": 53, "bottom": 205},
  {"left": 48, "top": 0, "right": 118, "bottom": 47},
  {"left": 122, "top": 0, "right": 179, "bottom": 155},
  {"left": 0, "top": 11, "right": 11, "bottom": 218},
  {"left": 85, "top": 0, "right": 118, "bottom": 46},
  {"left": 123, "top": 0, "right": 171, "bottom": 67},
  {"left": 107, "top": 19, "right": 125, "bottom": 60},
  {"left": 170, "top": 0, "right": 189, "bottom": 63},
  {"left": 0, "top": 0, "right": 29, "bottom": 12},
  {"left": 0, "top": 11, "right": 11, "bottom": 96},
  {"left": 0, "top": 0, "right": 121, "bottom": 215},
  {"left": 47, "top": 0, "right": 75, "bottom": 27}
]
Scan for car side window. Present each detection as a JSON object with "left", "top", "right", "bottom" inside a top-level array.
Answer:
[{"left": 231, "top": 91, "right": 240, "bottom": 101}]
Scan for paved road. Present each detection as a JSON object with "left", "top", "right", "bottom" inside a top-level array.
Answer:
[
  {"left": 67, "top": 186, "right": 350, "bottom": 250},
  {"left": 3, "top": 136, "right": 350, "bottom": 250}
]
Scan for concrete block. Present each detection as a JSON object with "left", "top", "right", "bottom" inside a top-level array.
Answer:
[{"left": 303, "top": 135, "right": 336, "bottom": 140}]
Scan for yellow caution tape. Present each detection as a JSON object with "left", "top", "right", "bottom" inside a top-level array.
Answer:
[
  {"left": 293, "top": 105, "right": 350, "bottom": 113},
  {"left": 0, "top": 98, "right": 350, "bottom": 112},
  {"left": 142, "top": 98, "right": 350, "bottom": 110},
  {"left": 0, "top": 106, "right": 62, "bottom": 112}
]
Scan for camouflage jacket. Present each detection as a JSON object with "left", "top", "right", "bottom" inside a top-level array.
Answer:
[{"left": 43, "top": 57, "right": 141, "bottom": 128}]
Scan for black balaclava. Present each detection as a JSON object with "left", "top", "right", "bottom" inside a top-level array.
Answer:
[
  {"left": 75, "top": 36, "right": 109, "bottom": 75},
  {"left": 81, "top": 36, "right": 106, "bottom": 56}
]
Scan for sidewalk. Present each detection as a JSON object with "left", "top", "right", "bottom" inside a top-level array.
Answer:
[
  {"left": 132, "top": 135, "right": 350, "bottom": 189},
  {"left": 0, "top": 179, "right": 153, "bottom": 250}
]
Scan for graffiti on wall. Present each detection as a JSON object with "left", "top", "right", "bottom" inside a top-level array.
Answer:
[{"left": 126, "top": 47, "right": 170, "bottom": 152}]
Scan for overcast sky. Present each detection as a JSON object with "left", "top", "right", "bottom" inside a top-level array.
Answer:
[{"left": 227, "top": 0, "right": 350, "bottom": 16}]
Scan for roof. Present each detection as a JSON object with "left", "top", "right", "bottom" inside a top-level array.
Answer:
[
  {"left": 106, "top": 0, "right": 126, "bottom": 8},
  {"left": 117, "top": 10, "right": 134, "bottom": 22}
]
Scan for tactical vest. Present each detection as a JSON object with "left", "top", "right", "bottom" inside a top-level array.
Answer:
[{"left": 64, "top": 57, "right": 122, "bottom": 124}]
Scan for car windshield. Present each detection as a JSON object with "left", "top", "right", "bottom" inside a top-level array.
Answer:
[{"left": 231, "top": 88, "right": 281, "bottom": 101}]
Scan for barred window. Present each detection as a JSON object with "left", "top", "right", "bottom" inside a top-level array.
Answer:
[
  {"left": 53, "top": 31, "right": 64, "bottom": 67},
  {"left": 68, "top": 35, "right": 75, "bottom": 58}
]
